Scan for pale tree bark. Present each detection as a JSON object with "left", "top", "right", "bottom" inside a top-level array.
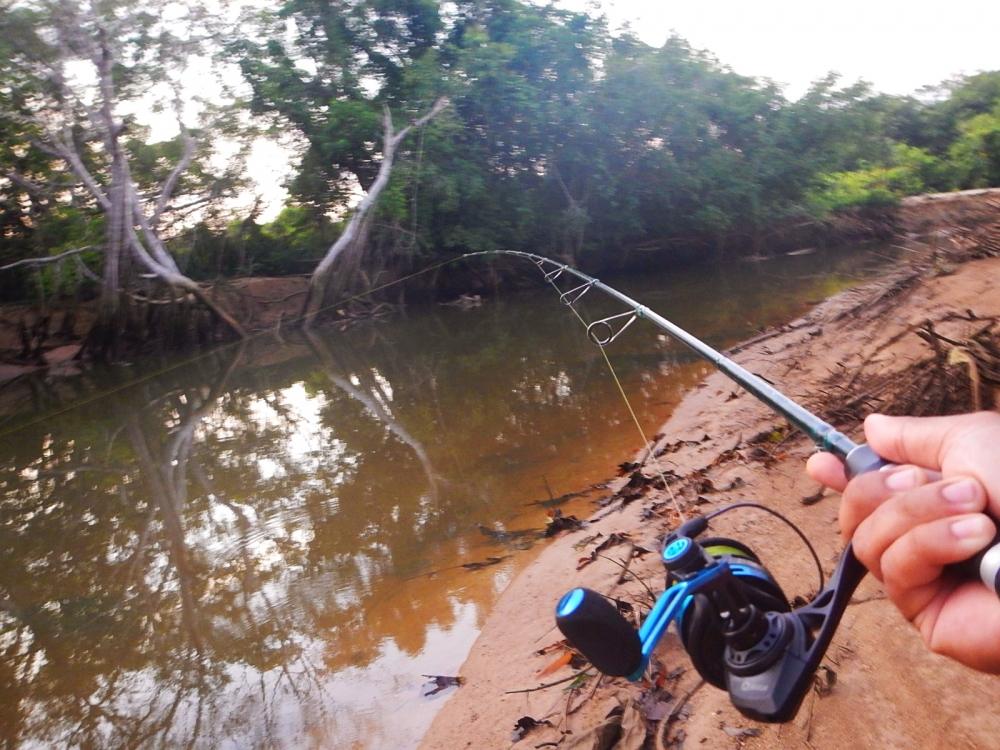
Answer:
[
  {"left": 551, "top": 163, "right": 590, "bottom": 266},
  {"left": 23, "top": 5, "right": 246, "bottom": 342},
  {"left": 301, "top": 97, "right": 449, "bottom": 328}
]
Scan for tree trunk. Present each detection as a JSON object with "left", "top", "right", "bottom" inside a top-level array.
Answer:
[
  {"left": 301, "top": 98, "right": 448, "bottom": 329},
  {"left": 101, "top": 153, "right": 126, "bottom": 320}
]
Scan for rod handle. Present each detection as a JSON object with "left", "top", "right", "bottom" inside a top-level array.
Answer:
[
  {"left": 844, "top": 443, "right": 893, "bottom": 478},
  {"left": 951, "top": 533, "right": 1000, "bottom": 594},
  {"left": 843, "top": 443, "right": 1000, "bottom": 598}
]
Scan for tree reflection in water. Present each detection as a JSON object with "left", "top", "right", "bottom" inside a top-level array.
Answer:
[{"left": 0, "top": 249, "right": 889, "bottom": 747}]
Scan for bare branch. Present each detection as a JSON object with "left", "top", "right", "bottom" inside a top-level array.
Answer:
[
  {"left": 0, "top": 246, "right": 94, "bottom": 272},
  {"left": 74, "top": 254, "right": 102, "bottom": 283},
  {"left": 152, "top": 95, "right": 196, "bottom": 229},
  {"left": 3, "top": 171, "right": 48, "bottom": 197},
  {"left": 123, "top": 160, "right": 182, "bottom": 275},
  {"left": 302, "top": 97, "right": 449, "bottom": 327},
  {"left": 46, "top": 128, "right": 111, "bottom": 211},
  {"left": 392, "top": 97, "right": 449, "bottom": 145}
]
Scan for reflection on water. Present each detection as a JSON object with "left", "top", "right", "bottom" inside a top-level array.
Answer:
[{"left": 0, "top": 247, "right": 890, "bottom": 748}]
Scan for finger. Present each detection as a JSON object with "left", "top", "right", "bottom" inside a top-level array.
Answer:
[
  {"left": 839, "top": 465, "right": 933, "bottom": 542},
  {"left": 852, "top": 476, "right": 987, "bottom": 579},
  {"left": 880, "top": 513, "right": 997, "bottom": 622},
  {"left": 865, "top": 412, "right": 1000, "bottom": 513},
  {"left": 911, "top": 583, "right": 1000, "bottom": 674},
  {"left": 806, "top": 451, "right": 847, "bottom": 492}
]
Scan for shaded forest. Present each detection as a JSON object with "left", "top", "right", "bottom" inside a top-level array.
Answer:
[{"left": 2, "top": 0, "right": 1000, "bottom": 353}]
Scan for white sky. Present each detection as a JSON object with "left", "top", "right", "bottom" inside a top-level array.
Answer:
[{"left": 563, "top": 0, "right": 1000, "bottom": 98}]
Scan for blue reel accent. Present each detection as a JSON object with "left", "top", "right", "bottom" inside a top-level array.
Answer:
[
  {"left": 729, "top": 563, "right": 772, "bottom": 583},
  {"left": 557, "top": 588, "right": 586, "bottom": 617},
  {"left": 626, "top": 561, "right": 731, "bottom": 680},
  {"left": 662, "top": 536, "right": 691, "bottom": 563}
]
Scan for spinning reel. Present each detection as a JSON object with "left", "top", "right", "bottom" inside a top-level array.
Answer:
[{"left": 556, "top": 508, "right": 865, "bottom": 723}]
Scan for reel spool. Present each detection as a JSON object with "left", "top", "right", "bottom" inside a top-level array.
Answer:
[{"left": 675, "top": 537, "right": 788, "bottom": 688}]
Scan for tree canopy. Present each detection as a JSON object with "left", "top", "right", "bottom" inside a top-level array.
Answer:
[{"left": 2, "top": 0, "right": 1000, "bottom": 311}]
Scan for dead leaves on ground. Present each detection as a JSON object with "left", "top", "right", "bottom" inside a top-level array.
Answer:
[
  {"left": 545, "top": 509, "right": 586, "bottom": 537},
  {"left": 511, "top": 715, "right": 553, "bottom": 742},
  {"left": 574, "top": 532, "right": 650, "bottom": 571},
  {"left": 550, "top": 702, "right": 645, "bottom": 750}
]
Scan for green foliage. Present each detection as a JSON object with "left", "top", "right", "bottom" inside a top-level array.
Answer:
[
  {"left": 5, "top": 0, "right": 1000, "bottom": 302},
  {"left": 808, "top": 144, "right": 952, "bottom": 213},
  {"left": 948, "top": 104, "right": 1000, "bottom": 188},
  {"left": 808, "top": 168, "right": 901, "bottom": 213},
  {"left": 172, "top": 206, "right": 341, "bottom": 279}
]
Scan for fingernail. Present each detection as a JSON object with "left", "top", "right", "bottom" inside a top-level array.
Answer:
[
  {"left": 951, "top": 516, "right": 991, "bottom": 540},
  {"left": 942, "top": 479, "right": 979, "bottom": 505},
  {"left": 885, "top": 468, "right": 920, "bottom": 491}
]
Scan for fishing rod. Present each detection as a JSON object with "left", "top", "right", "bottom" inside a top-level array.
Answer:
[{"left": 464, "top": 250, "right": 1000, "bottom": 723}]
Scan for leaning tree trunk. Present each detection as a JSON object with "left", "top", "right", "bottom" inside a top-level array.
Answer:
[
  {"left": 84, "top": 143, "right": 132, "bottom": 359},
  {"left": 301, "top": 98, "right": 448, "bottom": 329}
]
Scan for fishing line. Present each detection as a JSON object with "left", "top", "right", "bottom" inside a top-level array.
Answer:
[
  {"left": 703, "top": 502, "right": 824, "bottom": 591},
  {"left": 541, "top": 273, "right": 686, "bottom": 523}
]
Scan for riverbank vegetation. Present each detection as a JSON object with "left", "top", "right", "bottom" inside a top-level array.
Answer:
[{"left": 2, "top": 0, "right": 1000, "bottom": 355}]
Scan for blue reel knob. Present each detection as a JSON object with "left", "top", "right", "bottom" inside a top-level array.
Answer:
[{"left": 555, "top": 587, "right": 642, "bottom": 677}]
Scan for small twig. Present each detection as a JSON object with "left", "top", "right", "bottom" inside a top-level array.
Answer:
[
  {"left": 595, "top": 553, "right": 656, "bottom": 601},
  {"left": 567, "top": 673, "right": 603, "bottom": 716},
  {"left": 666, "top": 679, "right": 704, "bottom": 723},
  {"left": 654, "top": 679, "right": 706, "bottom": 750},
  {"left": 805, "top": 685, "right": 818, "bottom": 744},
  {"left": 615, "top": 542, "right": 636, "bottom": 585},
  {"left": 849, "top": 592, "right": 887, "bottom": 606},
  {"left": 505, "top": 670, "right": 593, "bottom": 695}
]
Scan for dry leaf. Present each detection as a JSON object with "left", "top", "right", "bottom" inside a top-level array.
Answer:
[{"left": 537, "top": 650, "right": 572, "bottom": 677}]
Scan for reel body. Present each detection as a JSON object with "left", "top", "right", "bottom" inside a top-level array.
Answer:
[
  {"left": 674, "top": 537, "right": 789, "bottom": 689},
  {"left": 555, "top": 514, "right": 866, "bottom": 723}
]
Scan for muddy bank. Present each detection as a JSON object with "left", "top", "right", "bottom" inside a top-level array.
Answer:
[{"left": 421, "top": 192, "right": 1000, "bottom": 748}]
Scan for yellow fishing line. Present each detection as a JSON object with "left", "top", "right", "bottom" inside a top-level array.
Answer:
[{"left": 553, "top": 281, "right": 686, "bottom": 522}]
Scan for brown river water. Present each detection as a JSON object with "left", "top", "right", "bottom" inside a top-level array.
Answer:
[{"left": 0, "top": 247, "right": 892, "bottom": 748}]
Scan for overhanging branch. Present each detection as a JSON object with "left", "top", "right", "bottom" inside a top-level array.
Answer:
[{"left": 0, "top": 246, "right": 94, "bottom": 272}]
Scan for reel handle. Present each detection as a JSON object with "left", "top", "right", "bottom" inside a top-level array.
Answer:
[
  {"left": 843, "top": 442, "right": 1000, "bottom": 598},
  {"left": 555, "top": 588, "right": 643, "bottom": 677}
]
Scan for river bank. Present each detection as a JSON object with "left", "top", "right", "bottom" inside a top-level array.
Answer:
[{"left": 421, "top": 190, "right": 1000, "bottom": 749}]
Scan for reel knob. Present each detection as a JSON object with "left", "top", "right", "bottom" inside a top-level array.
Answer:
[{"left": 555, "top": 588, "right": 642, "bottom": 677}]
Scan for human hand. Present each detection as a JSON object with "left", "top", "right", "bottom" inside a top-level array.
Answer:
[{"left": 807, "top": 411, "right": 1000, "bottom": 673}]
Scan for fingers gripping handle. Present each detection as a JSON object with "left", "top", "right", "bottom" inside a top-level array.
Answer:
[
  {"left": 954, "top": 533, "right": 1000, "bottom": 594},
  {"left": 844, "top": 442, "right": 1000, "bottom": 598}
]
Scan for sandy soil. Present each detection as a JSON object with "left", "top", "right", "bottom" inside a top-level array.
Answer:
[{"left": 421, "top": 196, "right": 1000, "bottom": 749}]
